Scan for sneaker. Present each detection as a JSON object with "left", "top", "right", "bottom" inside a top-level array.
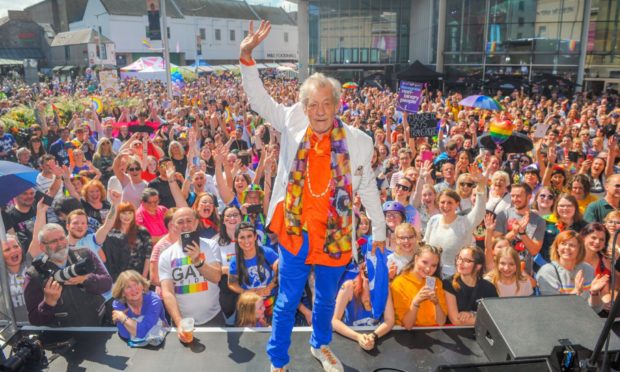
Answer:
[
  {"left": 270, "top": 364, "right": 288, "bottom": 372},
  {"left": 310, "top": 346, "right": 344, "bottom": 372}
]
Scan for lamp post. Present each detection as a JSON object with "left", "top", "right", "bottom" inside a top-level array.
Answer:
[{"left": 161, "top": 0, "right": 172, "bottom": 99}]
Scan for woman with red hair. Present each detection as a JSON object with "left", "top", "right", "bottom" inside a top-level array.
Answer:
[{"left": 102, "top": 202, "right": 152, "bottom": 281}]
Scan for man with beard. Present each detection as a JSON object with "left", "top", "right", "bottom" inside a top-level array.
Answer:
[{"left": 23, "top": 223, "right": 112, "bottom": 326}]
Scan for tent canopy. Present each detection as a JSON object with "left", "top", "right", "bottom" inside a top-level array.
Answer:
[
  {"left": 396, "top": 60, "right": 443, "bottom": 81},
  {"left": 120, "top": 57, "right": 177, "bottom": 72}
]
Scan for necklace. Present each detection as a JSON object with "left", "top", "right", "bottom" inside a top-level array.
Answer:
[{"left": 306, "top": 156, "right": 331, "bottom": 198}]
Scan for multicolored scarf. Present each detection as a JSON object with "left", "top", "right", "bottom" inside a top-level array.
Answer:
[{"left": 284, "top": 118, "right": 353, "bottom": 259}]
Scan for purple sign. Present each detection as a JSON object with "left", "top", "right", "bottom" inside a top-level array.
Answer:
[{"left": 397, "top": 81, "right": 424, "bottom": 113}]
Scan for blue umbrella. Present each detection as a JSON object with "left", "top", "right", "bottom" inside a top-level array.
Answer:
[
  {"left": 0, "top": 161, "right": 39, "bottom": 206},
  {"left": 459, "top": 95, "right": 504, "bottom": 111}
]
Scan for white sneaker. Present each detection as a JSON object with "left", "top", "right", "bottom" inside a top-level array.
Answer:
[
  {"left": 270, "top": 364, "right": 288, "bottom": 372},
  {"left": 310, "top": 346, "right": 344, "bottom": 372}
]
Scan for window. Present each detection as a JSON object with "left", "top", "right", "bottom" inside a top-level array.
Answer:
[
  {"left": 518, "top": 1, "right": 524, "bottom": 11},
  {"left": 64, "top": 45, "right": 70, "bottom": 60},
  {"left": 518, "top": 17, "right": 524, "bottom": 26},
  {"left": 230, "top": 29, "right": 235, "bottom": 41},
  {"left": 199, "top": 28, "right": 206, "bottom": 40},
  {"left": 284, "top": 32, "right": 289, "bottom": 43},
  {"left": 99, "top": 44, "right": 107, "bottom": 59},
  {"left": 167, "top": 27, "right": 170, "bottom": 39},
  {"left": 215, "top": 29, "right": 221, "bottom": 41},
  {"left": 537, "top": 25, "right": 547, "bottom": 37}
]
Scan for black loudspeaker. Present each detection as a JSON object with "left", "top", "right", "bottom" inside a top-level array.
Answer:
[{"left": 475, "top": 295, "right": 620, "bottom": 362}]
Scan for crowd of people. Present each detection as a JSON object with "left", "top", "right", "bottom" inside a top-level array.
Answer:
[{"left": 1, "top": 24, "right": 620, "bottom": 371}]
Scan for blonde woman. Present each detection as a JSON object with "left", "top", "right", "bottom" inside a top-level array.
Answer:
[
  {"left": 484, "top": 247, "right": 533, "bottom": 297},
  {"left": 112, "top": 270, "right": 168, "bottom": 346}
]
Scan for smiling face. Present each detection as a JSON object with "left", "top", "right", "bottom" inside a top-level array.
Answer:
[
  {"left": 413, "top": 250, "right": 439, "bottom": 278},
  {"left": 197, "top": 195, "right": 215, "bottom": 218},
  {"left": 556, "top": 237, "right": 580, "bottom": 263},
  {"left": 67, "top": 214, "right": 88, "bottom": 239},
  {"left": 303, "top": 85, "right": 337, "bottom": 135},
  {"left": 122, "top": 280, "right": 144, "bottom": 303},
  {"left": 237, "top": 228, "right": 257, "bottom": 253},
  {"left": 584, "top": 230, "right": 606, "bottom": 254},
  {"left": 438, "top": 194, "right": 458, "bottom": 216},
  {"left": 497, "top": 254, "right": 517, "bottom": 279}
]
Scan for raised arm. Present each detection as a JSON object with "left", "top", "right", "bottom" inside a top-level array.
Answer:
[
  {"left": 606, "top": 136, "right": 617, "bottom": 177},
  {"left": 240, "top": 21, "right": 289, "bottom": 134},
  {"left": 214, "top": 145, "right": 235, "bottom": 205},
  {"left": 95, "top": 188, "right": 121, "bottom": 246},
  {"left": 413, "top": 161, "right": 433, "bottom": 208},
  {"left": 28, "top": 199, "right": 49, "bottom": 258}
]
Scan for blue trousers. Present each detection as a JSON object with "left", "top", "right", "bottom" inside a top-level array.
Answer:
[{"left": 266, "top": 232, "right": 346, "bottom": 368}]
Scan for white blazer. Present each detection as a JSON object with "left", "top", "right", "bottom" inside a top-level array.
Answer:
[{"left": 241, "top": 64, "right": 387, "bottom": 250}]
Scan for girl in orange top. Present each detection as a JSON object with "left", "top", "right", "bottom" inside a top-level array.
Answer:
[{"left": 390, "top": 244, "right": 447, "bottom": 329}]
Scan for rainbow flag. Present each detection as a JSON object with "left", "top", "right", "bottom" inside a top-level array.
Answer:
[
  {"left": 489, "top": 119, "right": 513, "bottom": 145},
  {"left": 486, "top": 41, "right": 497, "bottom": 55},
  {"left": 569, "top": 39, "right": 577, "bottom": 52},
  {"left": 91, "top": 96, "right": 103, "bottom": 114}
]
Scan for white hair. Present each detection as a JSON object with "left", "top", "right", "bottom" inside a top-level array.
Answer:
[
  {"left": 38, "top": 223, "right": 65, "bottom": 244},
  {"left": 299, "top": 73, "right": 341, "bottom": 108}
]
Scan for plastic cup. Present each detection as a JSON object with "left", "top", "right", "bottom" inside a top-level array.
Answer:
[{"left": 179, "top": 317, "right": 195, "bottom": 343}]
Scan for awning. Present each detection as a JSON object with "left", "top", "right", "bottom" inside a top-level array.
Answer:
[
  {"left": 220, "top": 64, "right": 239, "bottom": 71},
  {"left": 61, "top": 65, "right": 76, "bottom": 71},
  {"left": 197, "top": 66, "right": 214, "bottom": 72},
  {"left": 255, "top": 63, "right": 268, "bottom": 69},
  {"left": 265, "top": 63, "right": 280, "bottom": 68},
  {"left": 52, "top": 66, "right": 64, "bottom": 72},
  {"left": 0, "top": 58, "right": 22, "bottom": 66}
]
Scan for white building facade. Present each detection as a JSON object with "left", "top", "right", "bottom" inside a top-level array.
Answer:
[{"left": 71, "top": 0, "right": 298, "bottom": 67}]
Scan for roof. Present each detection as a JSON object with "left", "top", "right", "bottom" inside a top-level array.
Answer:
[
  {"left": 51, "top": 29, "right": 113, "bottom": 47},
  {"left": 0, "top": 48, "right": 44, "bottom": 59},
  {"left": 66, "top": 0, "right": 89, "bottom": 23},
  {"left": 250, "top": 4, "right": 295, "bottom": 25},
  {"left": 100, "top": 0, "right": 183, "bottom": 18},
  {"left": 396, "top": 60, "right": 443, "bottom": 81},
  {"left": 175, "top": 0, "right": 255, "bottom": 20}
]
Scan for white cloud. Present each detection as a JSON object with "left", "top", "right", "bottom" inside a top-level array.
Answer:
[{"left": 0, "top": 0, "right": 43, "bottom": 18}]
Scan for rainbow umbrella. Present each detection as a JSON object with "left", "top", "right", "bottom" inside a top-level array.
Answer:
[
  {"left": 459, "top": 95, "right": 504, "bottom": 111},
  {"left": 342, "top": 82, "right": 358, "bottom": 89}
]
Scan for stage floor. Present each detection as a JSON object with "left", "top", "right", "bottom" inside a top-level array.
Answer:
[{"left": 10, "top": 326, "right": 488, "bottom": 372}]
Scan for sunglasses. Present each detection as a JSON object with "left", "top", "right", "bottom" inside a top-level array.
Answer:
[
  {"left": 127, "top": 167, "right": 141, "bottom": 172},
  {"left": 539, "top": 194, "right": 554, "bottom": 200},
  {"left": 460, "top": 182, "right": 475, "bottom": 188},
  {"left": 396, "top": 184, "right": 411, "bottom": 192}
]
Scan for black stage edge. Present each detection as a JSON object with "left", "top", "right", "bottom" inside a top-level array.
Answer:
[{"left": 6, "top": 326, "right": 488, "bottom": 372}]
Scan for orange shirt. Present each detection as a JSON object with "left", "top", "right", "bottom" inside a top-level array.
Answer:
[
  {"left": 269, "top": 127, "right": 351, "bottom": 267},
  {"left": 391, "top": 271, "right": 448, "bottom": 327}
]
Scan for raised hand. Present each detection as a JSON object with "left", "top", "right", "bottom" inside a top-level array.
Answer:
[
  {"left": 484, "top": 213, "right": 496, "bottom": 231},
  {"left": 240, "top": 20, "right": 271, "bottom": 60}
]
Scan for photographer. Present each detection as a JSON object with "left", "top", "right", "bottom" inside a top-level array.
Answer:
[{"left": 23, "top": 223, "right": 112, "bottom": 326}]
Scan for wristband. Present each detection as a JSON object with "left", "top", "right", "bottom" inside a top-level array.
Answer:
[
  {"left": 194, "top": 259, "right": 205, "bottom": 269},
  {"left": 239, "top": 56, "right": 255, "bottom": 66},
  {"left": 122, "top": 316, "right": 129, "bottom": 325},
  {"left": 371, "top": 331, "right": 379, "bottom": 342}
]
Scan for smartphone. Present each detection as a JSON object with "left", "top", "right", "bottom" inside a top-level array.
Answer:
[
  {"left": 425, "top": 276, "right": 436, "bottom": 290},
  {"left": 35, "top": 190, "right": 54, "bottom": 206},
  {"left": 246, "top": 204, "right": 263, "bottom": 214},
  {"left": 421, "top": 150, "right": 433, "bottom": 162},
  {"left": 180, "top": 231, "right": 200, "bottom": 252}
]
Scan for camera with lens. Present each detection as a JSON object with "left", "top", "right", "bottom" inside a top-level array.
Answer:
[{"left": 32, "top": 252, "right": 95, "bottom": 284}]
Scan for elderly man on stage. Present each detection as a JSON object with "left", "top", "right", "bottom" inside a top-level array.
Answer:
[{"left": 239, "top": 21, "right": 386, "bottom": 372}]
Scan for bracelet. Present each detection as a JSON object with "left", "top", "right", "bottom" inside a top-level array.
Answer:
[
  {"left": 194, "top": 259, "right": 205, "bottom": 269},
  {"left": 122, "top": 316, "right": 129, "bottom": 325},
  {"left": 591, "top": 290, "right": 600, "bottom": 296},
  {"left": 371, "top": 331, "right": 379, "bottom": 342}
]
